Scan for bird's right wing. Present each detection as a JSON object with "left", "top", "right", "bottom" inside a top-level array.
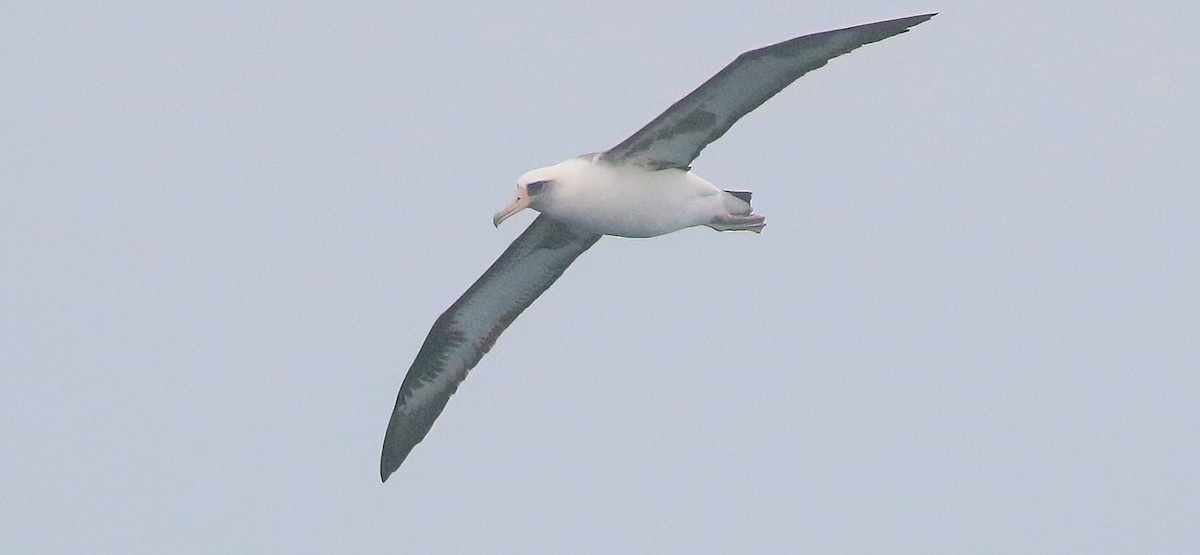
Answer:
[
  {"left": 600, "top": 13, "right": 935, "bottom": 171},
  {"left": 381, "top": 215, "right": 601, "bottom": 481}
]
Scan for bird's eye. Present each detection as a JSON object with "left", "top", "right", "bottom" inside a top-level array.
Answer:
[{"left": 526, "top": 180, "right": 549, "bottom": 195}]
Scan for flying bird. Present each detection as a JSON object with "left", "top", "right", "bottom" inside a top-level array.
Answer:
[{"left": 381, "top": 13, "right": 935, "bottom": 481}]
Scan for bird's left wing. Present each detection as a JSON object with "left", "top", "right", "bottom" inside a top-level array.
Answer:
[
  {"left": 600, "top": 13, "right": 935, "bottom": 171},
  {"left": 381, "top": 215, "right": 601, "bottom": 481}
]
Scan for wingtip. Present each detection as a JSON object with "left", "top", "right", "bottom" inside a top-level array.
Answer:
[
  {"left": 887, "top": 13, "right": 936, "bottom": 35},
  {"left": 380, "top": 448, "right": 403, "bottom": 483},
  {"left": 381, "top": 459, "right": 397, "bottom": 483},
  {"left": 900, "top": 13, "right": 937, "bottom": 26}
]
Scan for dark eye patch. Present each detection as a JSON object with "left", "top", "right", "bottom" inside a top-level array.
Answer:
[{"left": 526, "top": 180, "right": 549, "bottom": 195}]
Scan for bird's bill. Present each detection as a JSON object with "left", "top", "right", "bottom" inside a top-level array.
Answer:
[{"left": 492, "top": 189, "right": 530, "bottom": 227}]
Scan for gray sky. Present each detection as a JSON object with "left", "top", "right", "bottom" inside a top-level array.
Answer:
[{"left": 3, "top": 2, "right": 1198, "bottom": 553}]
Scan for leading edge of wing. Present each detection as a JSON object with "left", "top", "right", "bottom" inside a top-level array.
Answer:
[
  {"left": 380, "top": 215, "right": 601, "bottom": 481},
  {"left": 600, "top": 13, "right": 936, "bottom": 171}
]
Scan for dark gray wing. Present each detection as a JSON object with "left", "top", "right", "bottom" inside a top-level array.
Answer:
[
  {"left": 600, "top": 13, "right": 935, "bottom": 170},
  {"left": 381, "top": 215, "right": 600, "bottom": 481}
]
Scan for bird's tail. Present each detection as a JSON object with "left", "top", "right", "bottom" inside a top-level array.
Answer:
[{"left": 722, "top": 190, "right": 753, "bottom": 214}]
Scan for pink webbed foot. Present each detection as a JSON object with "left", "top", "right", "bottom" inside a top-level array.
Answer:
[{"left": 706, "top": 213, "right": 766, "bottom": 233}]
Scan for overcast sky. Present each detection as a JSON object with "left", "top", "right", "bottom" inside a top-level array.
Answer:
[{"left": 3, "top": 2, "right": 1198, "bottom": 553}]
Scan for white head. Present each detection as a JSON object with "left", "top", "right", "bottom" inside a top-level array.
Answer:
[{"left": 492, "top": 165, "right": 560, "bottom": 227}]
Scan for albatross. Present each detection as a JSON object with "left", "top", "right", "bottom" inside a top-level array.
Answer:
[{"left": 381, "top": 13, "right": 935, "bottom": 481}]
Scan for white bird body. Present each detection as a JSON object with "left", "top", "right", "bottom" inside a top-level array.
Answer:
[{"left": 515, "top": 155, "right": 753, "bottom": 238}]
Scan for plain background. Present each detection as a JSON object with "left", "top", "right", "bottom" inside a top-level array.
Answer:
[{"left": 3, "top": 2, "right": 1198, "bottom": 552}]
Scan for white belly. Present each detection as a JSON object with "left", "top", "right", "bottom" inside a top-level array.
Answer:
[{"left": 539, "top": 161, "right": 725, "bottom": 238}]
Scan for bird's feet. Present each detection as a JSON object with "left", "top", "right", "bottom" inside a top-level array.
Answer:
[{"left": 706, "top": 213, "right": 766, "bottom": 233}]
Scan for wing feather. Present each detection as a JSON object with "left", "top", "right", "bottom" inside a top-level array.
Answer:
[
  {"left": 601, "top": 14, "right": 935, "bottom": 170},
  {"left": 380, "top": 215, "right": 600, "bottom": 481}
]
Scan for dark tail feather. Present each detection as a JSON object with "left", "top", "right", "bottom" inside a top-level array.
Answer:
[{"left": 725, "top": 190, "right": 752, "bottom": 203}]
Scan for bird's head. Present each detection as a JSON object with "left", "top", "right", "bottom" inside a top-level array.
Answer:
[{"left": 493, "top": 167, "right": 557, "bottom": 227}]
